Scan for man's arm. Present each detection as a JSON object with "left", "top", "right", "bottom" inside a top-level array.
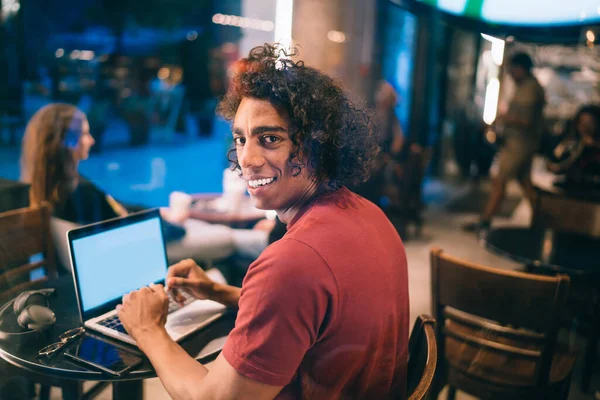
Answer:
[
  {"left": 136, "top": 329, "right": 282, "bottom": 400},
  {"left": 118, "top": 284, "right": 281, "bottom": 400}
]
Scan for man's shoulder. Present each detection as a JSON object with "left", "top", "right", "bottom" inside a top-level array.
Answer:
[
  {"left": 260, "top": 237, "right": 326, "bottom": 267},
  {"left": 246, "top": 237, "right": 336, "bottom": 293}
]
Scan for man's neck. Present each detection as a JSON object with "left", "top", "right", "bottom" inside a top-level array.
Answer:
[{"left": 276, "top": 182, "right": 330, "bottom": 224}]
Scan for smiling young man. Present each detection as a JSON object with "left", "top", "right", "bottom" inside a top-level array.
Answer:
[{"left": 117, "top": 44, "right": 410, "bottom": 400}]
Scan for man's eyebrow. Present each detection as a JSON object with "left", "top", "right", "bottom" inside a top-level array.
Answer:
[
  {"left": 232, "top": 126, "right": 287, "bottom": 136},
  {"left": 252, "top": 125, "right": 287, "bottom": 135}
]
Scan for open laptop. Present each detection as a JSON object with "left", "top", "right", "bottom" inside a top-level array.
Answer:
[{"left": 67, "top": 209, "right": 226, "bottom": 346}]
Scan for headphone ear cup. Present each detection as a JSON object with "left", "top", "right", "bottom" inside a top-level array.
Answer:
[
  {"left": 17, "top": 305, "right": 56, "bottom": 331},
  {"left": 12, "top": 291, "right": 32, "bottom": 315},
  {"left": 13, "top": 291, "right": 51, "bottom": 315}
]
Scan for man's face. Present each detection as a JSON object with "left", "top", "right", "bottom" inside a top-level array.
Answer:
[
  {"left": 509, "top": 65, "right": 527, "bottom": 83},
  {"left": 233, "top": 97, "right": 315, "bottom": 216}
]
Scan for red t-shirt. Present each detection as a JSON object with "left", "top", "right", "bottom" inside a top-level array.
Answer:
[{"left": 223, "top": 187, "right": 409, "bottom": 399}]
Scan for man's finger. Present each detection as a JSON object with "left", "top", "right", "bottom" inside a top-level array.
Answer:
[
  {"left": 150, "top": 283, "right": 168, "bottom": 300},
  {"left": 167, "top": 276, "right": 193, "bottom": 288},
  {"left": 140, "top": 286, "right": 151, "bottom": 294},
  {"left": 149, "top": 283, "right": 164, "bottom": 292},
  {"left": 168, "top": 258, "right": 195, "bottom": 272}
]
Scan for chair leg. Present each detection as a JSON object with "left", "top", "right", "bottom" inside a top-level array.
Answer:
[
  {"left": 582, "top": 304, "right": 600, "bottom": 392},
  {"left": 39, "top": 384, "right": 51, "bottom": 400},
  {"left": 447, "top": 385, "right": 457, "bottom": 400},
  {"left": 61, "top": 381, "right": 83, "bottom": 400}
]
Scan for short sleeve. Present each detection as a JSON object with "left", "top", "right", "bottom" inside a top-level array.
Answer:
[{"left": 222, "top": 238, "right": 337, "bottom": 386}]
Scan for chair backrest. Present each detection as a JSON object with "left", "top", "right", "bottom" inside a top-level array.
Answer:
[
  {"left": 0, "top": 203, "right": 57, "bottom": 304},
  {"left": 430, "top": 248, "right": 569, "bottom": 388},
  {"left": 532, "top": 187, "right": 600, "bottom": 238},
  {"left": 407, "top": 315, "right": 437, "bottom": 400}
]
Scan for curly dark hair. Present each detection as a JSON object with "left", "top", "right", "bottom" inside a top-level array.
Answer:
[{"left": 216, "top": 43, "right": 379, "bottom": 189}]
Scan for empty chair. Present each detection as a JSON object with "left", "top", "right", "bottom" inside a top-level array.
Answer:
[
  {"left": 0, "top": 204, "right": 109, "bottom": 400},
  {"left": 531, "top": 186, "right": 600, "bottom": 392},
  {"left": 532, "top": 186, "right": 600, "bottom": 238},
  {"left": 408, "top": 315, "right": 437, "bottom": 400},
  {"left": 0, "top": 203, "right": 57, "bottom": 304},
  {"left": 430, "top": 247, "right": 575, "bottom": 400}
]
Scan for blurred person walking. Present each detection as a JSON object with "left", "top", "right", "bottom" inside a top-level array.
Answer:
[{"left": 464, "top": 52, "right": 546, "bottom": 232}]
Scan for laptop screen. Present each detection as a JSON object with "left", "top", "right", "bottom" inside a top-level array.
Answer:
[{"left": 71, "top": 215, "right": 168, "bottom": 315}]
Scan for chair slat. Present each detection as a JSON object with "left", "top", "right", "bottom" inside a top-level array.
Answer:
[
  {"left": 443, "top": 325, "right": 541, "bottom": 359},
  {"left": 444, "top": 307, "right": 545, "bottom": 342},
  {"left": 0, "top": 276, "right": 49, "bottom": 304},
  {"left": 0, "top": 260, "right": 46, "bottom": 287}
]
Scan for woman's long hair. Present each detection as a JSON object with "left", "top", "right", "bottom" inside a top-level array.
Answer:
[{"left": 20, "top": 103, "right": 84, "bottom": 206}]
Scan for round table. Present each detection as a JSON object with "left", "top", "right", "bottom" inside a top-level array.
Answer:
[
  {"left": 0, "top": 275, "right": 235, "bottom": 399},
  {"left": 480, "top": 227, "right": 600, "bottom": 278}
]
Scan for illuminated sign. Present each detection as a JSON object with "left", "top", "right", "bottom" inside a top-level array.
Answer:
[{"left": 419, "top": 0, "right": 600, "bottom": 26}]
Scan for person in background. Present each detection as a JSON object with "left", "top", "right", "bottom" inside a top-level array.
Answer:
[
  {"left": 117, "top": 43, "right": 409, "bottom": 399},
  {"left": 353, "top": 81, "right": 405, "bottom": 206},
  {"left": 375, "top": 81, "right": 405, "bottom": 162},
  {"left": 374, "top": 81, "right": 406, "bottom": 207},
  {"left": 548, "top": 104, "right": 600, "bottom": 189},
  {"left": 20, "top": 103, "right": 185, "bottom": 236},
  {"left": 464, "top": 52, "right": 546, "bottom": 232}
]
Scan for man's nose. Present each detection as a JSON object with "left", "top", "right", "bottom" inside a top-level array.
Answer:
[{"left": 238, "top": 142, "right": 265, "bottom": 169}]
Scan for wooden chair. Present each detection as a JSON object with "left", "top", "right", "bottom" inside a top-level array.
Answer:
[
  {"left": 408, "top": 315, "right": 437, "bottom": 400},
  {"left": 531, "top": 186, "right": 600, "bottom": 238},
  {"left": 0, "top": 204, "right": 111, "bottom": 399},
  {"left": 0, "top": 203, "right": 57, "bottom": 304},
  {"left": 531, "top": 186, "right": 600, "bottom": 392},
  {"left": 430, "top": 248, "right": 575, "bottom": 400}
]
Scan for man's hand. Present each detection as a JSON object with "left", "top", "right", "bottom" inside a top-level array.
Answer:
[
  {"left": 167, "top": 259, "right": 215, "bottom": 304},
  {"left": 167, "top": 259, "right": 241, "bottom": 308},
  {"left": 117, "top": 284, "right": 169, "bottom": 342}
]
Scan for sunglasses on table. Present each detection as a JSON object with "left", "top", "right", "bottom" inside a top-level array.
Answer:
[{"left": 37, "top": 327, "right": 85, "bottom": 358}]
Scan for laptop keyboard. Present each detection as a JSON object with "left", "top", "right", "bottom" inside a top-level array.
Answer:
[
  {"left": 98, "top": 292, "right": 196, "bottom": 334},
  {"left": 167, "top": 291, "right": 195, "bottom": 313},
  {"left": 98, "top": 315, "right": 127, "bottom": 334}
]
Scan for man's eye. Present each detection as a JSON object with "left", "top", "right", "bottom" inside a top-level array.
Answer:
[
  {"left": 233, "top": 137, "right": 245, "bottom": 145},
  {"left": 262, "top": 135, "right": 280, "bottom": 144}
]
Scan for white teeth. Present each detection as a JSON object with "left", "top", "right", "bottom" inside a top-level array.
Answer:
[{"left": 248, "top": 177, "right": 275, "bottom": 188}]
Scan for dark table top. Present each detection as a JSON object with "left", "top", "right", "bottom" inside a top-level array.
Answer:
[
  {"left": 480, "top": 227, "right": 600, "bottom": 278},
  {"left": 0, "top": 275, "right": 235, "bottom": 382},
  {"left": 547, "top": 181, "right": 600, "bottom": 203}
]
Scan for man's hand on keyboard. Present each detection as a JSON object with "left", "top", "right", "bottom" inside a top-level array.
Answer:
[
  {"left": 117, "top": 283, "right": 169, "bottom": 342},
  {"left": 166, "top": 259, "right": 215, "bottom": 305}
]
